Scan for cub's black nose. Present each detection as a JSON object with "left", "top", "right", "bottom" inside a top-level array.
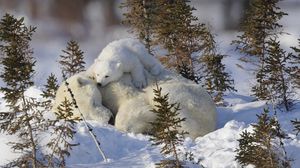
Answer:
[{"left": 97, "top": 83, "right": 102, "bottom": 87}]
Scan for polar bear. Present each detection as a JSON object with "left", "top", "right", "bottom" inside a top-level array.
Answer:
[
  {"left": 53, "top": 36, "right": 216, "bottom": 139},
  {"left": 145, "top": 80, "right": 216, "bottom": 138},
  {"left": 87, "top": 38, "right": 163, "bottom": 89},
  {"left": 52, "top": 72, "right": 113, "bottom": 124},
  {"left": 100, "top": 71, "right": 216, "bottom": 139}
]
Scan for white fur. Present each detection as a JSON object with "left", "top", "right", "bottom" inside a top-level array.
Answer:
[
  {"left": 145, "top": 80, "right": 216, "bottom": 138},
  {"left": 52, "top": 73, "right": 113, "bottom": 124},
  {"left": 101, "top": 72, "right": 217, "bottom": 139},
  {"left": 87, "top": 38, "right": 163, "bottom": 89}
]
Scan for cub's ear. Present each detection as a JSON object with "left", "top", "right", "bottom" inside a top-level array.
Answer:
[
  {"left": 85, "top": 70, "right": 96, "bottom": 80},
  {"left": 77, "top": 77, "right": 89, "bottom": 87},
  {"left": 88, "top": 75, "right": 95, "bottom": 81}
]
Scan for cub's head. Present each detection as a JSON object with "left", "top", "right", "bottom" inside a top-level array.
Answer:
[{"left": 93, "top": 61, "right": 123, "bottom": 87}]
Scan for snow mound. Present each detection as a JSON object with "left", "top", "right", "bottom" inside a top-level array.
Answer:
[{"left": 0, "top": 88, "right": 300, "bottom": 167}]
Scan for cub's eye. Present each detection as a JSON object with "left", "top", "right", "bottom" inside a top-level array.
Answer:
[{"left": 105, "top": 75, "right": 109, "bottom": 78}]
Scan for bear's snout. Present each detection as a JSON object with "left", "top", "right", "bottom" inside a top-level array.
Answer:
[{"left": 97, "top": 83, "right": 102, "bottom": 87}]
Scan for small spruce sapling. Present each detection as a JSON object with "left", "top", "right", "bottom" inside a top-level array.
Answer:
[
  {"left": 232, "top": 0, "right": 287, "bottom": 100},
  {"left": 235, "top": 108, "right": 291, "bottom": 168},
  {"left": 41, "top": 73, "right": 59, "bottom": 110},
  {"left": 200, "top": 29, "right": 236, "bottom": 104},
  {"left": 46, "top": 98, "right": 80, "bottom": 167},
  {"left": 42, "top": 73, "right": 59, "bottom": 99},
  {"left": 153, "top": 0, "right": 207, "bottom": 82},
  {"left": 41, "top": 71, "right": 79, "bottom": 168},
  {"left": 150, "top": 83, "right": 187, "bottom": 168},
  {"left": 263, "top": 38, "right": 294, "bottom": 111},
  {"left": 59, "top": 40, "right": 85, "bottom": 78}
]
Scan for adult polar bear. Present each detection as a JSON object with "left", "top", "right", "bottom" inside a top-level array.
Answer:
[
  {"left": 100, "top": 71, "right": 216, "bottom": 139},
  {"left": 87, "top": 38, "right": 163, "bottom": 89}
]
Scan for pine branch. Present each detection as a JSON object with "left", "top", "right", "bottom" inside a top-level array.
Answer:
[
  {"left": 291, "top": 119, "right": 300, "bottom": 136},
  {"left": 290, "top": 38, "right": 300, "bottom": 88}
]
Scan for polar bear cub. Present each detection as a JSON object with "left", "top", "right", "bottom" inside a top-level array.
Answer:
[
  {"left": 87, "top": 38, "right": 163, "bottom": 88},
  {"left": 52, "top": 72, "right": 113, "bottom": 124}
]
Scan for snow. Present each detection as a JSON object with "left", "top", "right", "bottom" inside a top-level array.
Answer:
[
  {"left": 188, "top": 121, "right": 245, "bottom": 168},
  {"left": 1, "top": 81, "right": 300, "bottom": 167},
  {"left": 0, "top": 134, "right": 21, "bottom": 165},
  {"left": 69, "top": 123, "right": 159, "bottom": 168}
]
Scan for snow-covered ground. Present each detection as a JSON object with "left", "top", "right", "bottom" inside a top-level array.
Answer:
[{"left": 1, "top": 50, "right": 300, "bottom": 167}]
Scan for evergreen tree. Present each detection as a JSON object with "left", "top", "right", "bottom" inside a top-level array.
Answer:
[
  {"left": 150, "top": 84, "right": 187, "bottom": 168},
  {"left": 232, "top": 0, "right": 287, "bottom": 100},
  {"left": 0, "top": 14, "right": 36, "bottom": 108},
  {"left": 46, "top": 98, "right": 80, "bottom": 167},
  {"left": 150, "top": 0, "right": 235, "bottom": 98},
  {"left": 59, "top": 40, "right": 85, "bottom": 78},
  {"left": 0, "top": 14, "right": 44, "bottom": 168},
  {"left": 200, "top": 28, "right": 236, "bottom": 104},
  {"left": 42, "top": 73, "right": 59, "bottom": 99},
  {"left": 41, "top": 73, "right": 59, "bottom": 111},
  {"left": 0, "top": 14, "right": 80, "bottom": 167},
  {"left": 121, "top": 0, "right": 157, "bottom": 53},
  {"left": 201, "top": 53, "right": 235, "bottom": 104},
  {"left": 122, "top": 0, "right": 235, "bottom": 98},
  {"left": 235, "top": 108, "right": 291, "bottom": 168},
  {"left": 290, "top": 38, "right": 300, "bottom": 88},
  {"left": 153, "top": 0, "right": 208, "bottom": 82},
  {"left": 262, "top": 38, "right": 293, "bottom": 111}
]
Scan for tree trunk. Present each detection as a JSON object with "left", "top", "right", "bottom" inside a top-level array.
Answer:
[
  {"left": 22, "top": 98, "right": 37, "bottom": 168},
  {"left": 102, "top": 0, "right": 120, "bottom": 27},
  {"left": 280, "top": 68, "right": 289, "bottom": 111}
]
